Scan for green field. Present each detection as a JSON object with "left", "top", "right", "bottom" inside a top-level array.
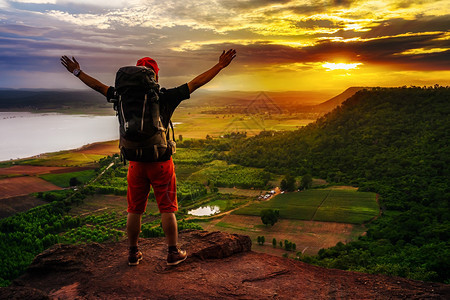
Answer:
[
  {"left": 16, "top": 152, "right": 105, "bottom": 167},
  {"left": 172, "top": 148, "right": 216, "bottom": 165},
  {"left": 40, "top": 169, "right": 97, "bottom": 188},
  {"left": 234, "top": 189, "right": 378, "bottom": 224},
  {"left": 196, "top": 194, "right": 250, "bottom": 213},
  {"left": 186, "top": 160, "right": 272, "bottom": 189},
  {"left": 172, "top": 148, "right": 216, "bottom": 181},
  {"left": 173, "top": 110, "right": 314, "bottom": 139}
]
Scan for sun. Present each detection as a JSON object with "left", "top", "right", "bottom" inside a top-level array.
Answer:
[{"left": 322, "top": 62, "right": 363, "bottom": 71}]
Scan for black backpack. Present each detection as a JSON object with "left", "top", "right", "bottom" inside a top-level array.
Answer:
[{"left": 112, "top": 66, "right": 175, "bottom": 163}]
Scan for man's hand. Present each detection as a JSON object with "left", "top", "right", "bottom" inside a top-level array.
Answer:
[
  {"left": 188, "top": 49, "right": 237, "bottom": 94},
  {"left": 60, "top": 55, "right": 108, "bottom": 96},
  {"left": 218, "top": 49, "right": 236, "bottom": 69},
  {"left": 60, "top": 56, "right": 80, "bottom": 73}
]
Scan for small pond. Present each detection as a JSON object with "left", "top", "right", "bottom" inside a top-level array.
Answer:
[{"left": 188, "top": 205, "right": 221, "bottom": 216}]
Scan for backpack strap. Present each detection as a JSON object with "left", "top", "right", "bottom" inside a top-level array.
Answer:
[
  {"left": 120, "top": 147, "right": 127, "bottom": 166},
  {"left": 167, "top": 120, "right": 176, "bottom": 141}
]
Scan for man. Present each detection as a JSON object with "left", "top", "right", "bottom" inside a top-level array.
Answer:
[{"left": 60, "top": 49, "right": 236, "bottom": 266}]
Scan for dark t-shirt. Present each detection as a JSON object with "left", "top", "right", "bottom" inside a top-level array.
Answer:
[
  {"left": 107, "top": 83, "right": 190, "bottom": 126},
  {"left": 158, "top": 83, "right": 191, "bottom": 128},
  {"left": 106, "top": 83, "right": 190, "bottom": 161}
]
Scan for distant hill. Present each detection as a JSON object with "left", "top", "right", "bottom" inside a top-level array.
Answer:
[
  {"left": 0, "top": 87, "right": 365, "bottom": 115},
  {"left": 180, "top": 89, "right": 337, "bottom": 110},
  {"left": 313, "top": 87, "right": 366, "bottom": 113},
  {"left": 185, "top": 88, "right": 366, "bottom": 114},
  {"left": 0, "top": 89, "right": 113, "bottom": 115}
]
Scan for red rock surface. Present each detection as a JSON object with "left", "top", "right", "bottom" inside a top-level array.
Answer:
[{"left": 2, "top": 230, "right": 449, "bottom": 299}]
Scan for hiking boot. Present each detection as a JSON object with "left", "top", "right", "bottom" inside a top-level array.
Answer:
[
  {"left": 167, "top": 247, "right": 187, "bottom": 266},
  {"left": 128, "top": 248, "right": 143, "bottom": 266}
]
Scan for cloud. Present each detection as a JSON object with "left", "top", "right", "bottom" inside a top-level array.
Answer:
[
  {"left": 393, "top": 0, "right": 435, "bottom": 9},
  {"left": 8, "top": 0, "right": 131, "bottom": 7},
  {"left": 9, "top": 0, "right": 57, "bottom": 3},
  {"left": 217, "top": 0, "right": 292, "bottom": 10},
  {"left": 0, "top": 24, "right": 55, "bottom": 36},
  {"left": 0, "top": 0, "right": 449, "bottom": 89},
  {"left": 186, "top": 31, "right": 450, "bottom": 71},
  {"left": 362, "top": 16, "right": 450, "bottom": 39},
  {"left": 331, "top": 0, "right": 355, "bottom": 6}
]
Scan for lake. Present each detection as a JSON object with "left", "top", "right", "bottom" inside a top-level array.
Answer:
[
  {"left": 0, "top": 112, "right": 119, "bottom": 161},
  {"left": 188, "top": 205, "right": 221, "bottom": 216}
]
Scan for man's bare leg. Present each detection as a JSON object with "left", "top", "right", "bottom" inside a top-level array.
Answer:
[
  {"left": 127, "top": 213, "right": 142, "bottom": 247},
  {"left": 161, "top": 212, "right": 178, "bottom": 246},
  {"left": 162, "top": 212, "right": 187, "bottom": 265}
]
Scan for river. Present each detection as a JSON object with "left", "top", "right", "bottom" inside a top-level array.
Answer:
[{"left": 0, "top": 112, "right": 119, "bottom": 161}]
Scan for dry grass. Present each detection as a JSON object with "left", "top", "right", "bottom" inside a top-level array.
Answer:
[
  {"left": 75, "top": 140, "right": 119, "bottom": 155},
  {"left": 217, "top": 187, "right": 265, "bottom": 197}
]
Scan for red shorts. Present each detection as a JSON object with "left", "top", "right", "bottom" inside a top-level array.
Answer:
[{"left": 127, "top": 157, "right": 177, "bottom": 214}]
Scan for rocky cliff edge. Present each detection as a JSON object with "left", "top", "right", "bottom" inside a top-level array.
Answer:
[{"left": 1, "top": 230, "right": 449, "bottom": 299}]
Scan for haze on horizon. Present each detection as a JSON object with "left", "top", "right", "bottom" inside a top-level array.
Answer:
[{"left": 0, "top": 0, "right": 449, "bottom": 95}]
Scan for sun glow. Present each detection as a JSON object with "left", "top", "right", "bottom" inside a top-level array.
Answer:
[{"left": 322, "top": 62, "right": 363, "bottom": 71}]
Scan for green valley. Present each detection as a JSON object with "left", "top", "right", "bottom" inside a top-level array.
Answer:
[{"left": 0, "top": 86, "right": 448, "bottom": 287}]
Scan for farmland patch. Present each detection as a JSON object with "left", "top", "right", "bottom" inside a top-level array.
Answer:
[
  {"left": 199, "top": 214, "right": 364, "bottom": 256},
  {"left": 0, "top": 195, "right": 46, "bottom": 218},
  {"left": 234, "top": 189, "right": 378, "bottom": 224},
  {"left": 0, "top": 176, "right": 62, "bottom": 199}
]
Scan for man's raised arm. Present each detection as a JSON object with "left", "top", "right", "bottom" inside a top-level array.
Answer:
[
  {"left": 60, "top": 56, "right": 109, "bottom": 97},
  {"left": 187, "top": 49, "right": 236, "bottom": 94}
]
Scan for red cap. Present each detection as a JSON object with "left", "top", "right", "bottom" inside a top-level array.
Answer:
[{"left": 136, "top": 57, "right": 159, "bottom": 75}]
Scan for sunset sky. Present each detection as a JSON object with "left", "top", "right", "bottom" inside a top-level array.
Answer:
[{"left": 0, "top": 0, "right": 449, "bottom": 93}]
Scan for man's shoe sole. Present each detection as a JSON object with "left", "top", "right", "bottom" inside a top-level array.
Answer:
[
  {"left": 128, "top": 256, "right": 143, "bottom": 266},
  {"left": 167, "top": 255, "right": 187, "bottom": 266}
]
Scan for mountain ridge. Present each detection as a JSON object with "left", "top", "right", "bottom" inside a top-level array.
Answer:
[
  {"left": 313, "top": 86, "right": 366, "bottom": 112},
  {"left": 0, "top": 87, "right": 359, "bottom": 113}
]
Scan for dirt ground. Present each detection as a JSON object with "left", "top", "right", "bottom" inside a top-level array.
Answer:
[
  {"left": 0, "top": 195, "right": 47, "bottom": 218},
  {"left": 217, "top": 187, "right": 264, "bottom": 197},
  {"left": 0, "top": 140, "right": 119, "bottom": 204},
  {"left": 0, "top": 176, "right": 62, "bottom": 199},
  {"left": 0, "top": 165, "right": 94, "bottom": 176},
  {"left": 200, "top": 214, "right": 364, "bottom": 256},
  {"left": 69, "top": 194, "right": 128, "bottom": 216},
  {"left": 325, "top": 185, "right": 359, "bottom": 190},
  {"left": 74, "top": 140, "right": 119, "bottom": 155}
]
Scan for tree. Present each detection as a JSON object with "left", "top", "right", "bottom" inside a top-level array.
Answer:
[
  {"left": 257, "top": 236, "right": 265, "bottom": 245},
  {"left": 260, "top": 209, "right": 280, "bottom": 226},
  {"left": 272, "top": 238, "right": 277, "bottom": 248},
  {"left": 280, "top": 174, "right": 296, "bottom": 191},
  {"left": 209, "top": 182, "right": 218, "bottom": 193},
  {"left": 69, "top": 177, "right": 81, "bottom": 187},
  {"left": 178, "top": 134, "right": 183, "bottom": 141},
  {"left": 280, "top": 179, "right": 287, "bottom": 191},
  {"left": 300, "top": 174, "right": 312, "bottom": 190},
  {"left": 284, "top": 240, "right": 291, "bottom": 251}
]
